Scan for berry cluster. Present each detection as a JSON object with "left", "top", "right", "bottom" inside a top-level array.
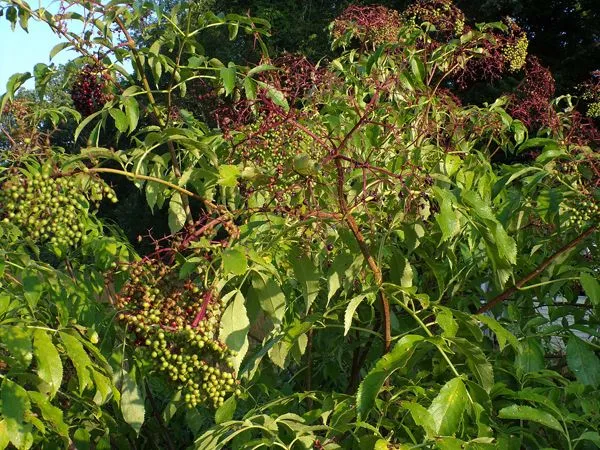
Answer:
[
  {"left": 454, "top": 19, "right": 528, "bottom": 88},
  {"left": 231, "top": 112, "right": 326, "bottom": 205},
  {"left": 508, "top": 57, "right": 558, "bottom": 130},
  {"left": 70, "top": 64, "right": 112, "bottom": 117},
  {"left": 0, "top": 172, "right": 116, "bottom": 248},
  {"left": 259, "top": 54, "right": 324, "bottom": 105},
  {"left": 563, "top": 200, "right": 600, "bottom": 229},
  {"left": 403, "top": 0, "right": 467, "bottom": 38},
  {"left": 581, "top": 73, "right": 600, "bottom": 120},
  {"left": 332, "top": 5, "right": 403, "bottom": 48},
  {"left": 115, "top": 259, "right": 239, "bottom": 408}
]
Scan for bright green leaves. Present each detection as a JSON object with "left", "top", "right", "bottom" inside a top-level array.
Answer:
[
  {"left": 109, "top": 108, "right": 128, "bottom": 133},
  {"left": 580, "top": 272, "right": 600, "bottom": 306},
  {"left": 119, "top": 368, "right": 146, "bottom": 436},
  {"left": 218, "top": 164, "right": 240, "bottom": 188},
  {"left": 403, "top": 378, "right": 470, "bottom": 439},
  {"left": 477, "top": 316, "right": 519, "bottom": 351},
  {"left": 452, "top": 338, "right": 494, "bottom": 392},
  {"left": 220, "top": 63, "right": 237, "bottom": 96},
  {"left": 326, "top": 252, "right": 354, "bottom": 303},
  {"left": 428, "top": 377, "right": 469, "bottom": 436},
  {"left": 343, "top": 292, "right": 374, "bottom": 336},
  {"left": 59, "top": 332, "right": 93, "bottom": 394},
  {"left": 436, "top": 196, "right": 460, "bottom": 242},
  {"left": 215, "top": 396, "right": 237, "bottom": 425},
  {"left": 220, "top": 291, "right": 250, "bottom": 372},
  {"left": 168, "top": 192, "right": 187, "bottom": 233},
  {"left": 291, "top": 253, "right": 320, "bottom": 313},
  {"left": 498, "top": 404, "right": 563, "bottom": 433},
  {"left": 1, "top": 72, "right": 31, "bottom": 111},
  {"left": 123, "top": 95, "right": 140, "bottom": 133},
  {"left": 515, "top": 338, "right": 545, "bottom": 374},
  {"left": 356, "top": 335, "right": 425, "bottom": 418},
  {"left": 460, "top": 189, "right": 517, "bottom": 286},
  {"left": 32, "top": 330, "right": 62, "bottom": 398},
  {"left": 566, "top": 336, "right": 600, "bottom": 388},
  {"left": 222, "top": 247, "right": 248, "bottom": 276},
  {"left": 0, "top": 326, "right": 32, "bottom": 369},
  {"left": 1, "top": 379, "right": 33, "bottom": 450},
  {"left": 28, "top": 391, "right": 69, "bottom": 439},
  {"left": 250, "top": 276, "right": 286, "bottom": 324}
]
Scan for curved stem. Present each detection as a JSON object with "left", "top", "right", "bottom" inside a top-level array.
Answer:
[
  {"left": 478, "top": 226, "right": 597, "bottom": 314},
  {"left": 394, "top": 297, "right": 461, "bottom": 378},
  {"left": 85, "top": 167, "right": 215, "bottom": 209}
]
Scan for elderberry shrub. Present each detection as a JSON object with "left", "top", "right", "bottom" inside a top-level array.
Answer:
[
  {"left": 0, "top": 172, "right": 117, "bottom": 248},
  {"left": 115, "top": 259, "right": 240, "bottom": 408}
]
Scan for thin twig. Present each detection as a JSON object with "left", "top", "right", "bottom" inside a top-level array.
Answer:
[{"left": 477, "top": 226, "right": 597, "bottom": 314}]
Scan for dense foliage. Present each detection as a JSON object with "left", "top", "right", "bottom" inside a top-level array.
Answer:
[{"left": 0, "top": 1, "right": 599, "bottom": 449}]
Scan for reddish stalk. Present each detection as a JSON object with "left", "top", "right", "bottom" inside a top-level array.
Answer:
[{"left": 477, "top": 226, "right": 597, "bottom": 314}]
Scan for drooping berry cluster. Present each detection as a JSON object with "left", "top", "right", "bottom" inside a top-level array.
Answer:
[
  {"left": 403, "top": 0, "right": 466, "bottom": 38},
  {"left": 331, "top": 5, "right": 403, "bottom": 49},
  {"left": 454, "top": 18, "right": 528, "bottom": 88},
  {"left": 115, "top": 259, "right": 239, "bottom": 408},
  {"left": 258, "top": 54, "right": 324, "bottom": 105},
  {"left": 0, "top": 172, "right": 116, "bottom": 248},
  {"left": 229, "top": 110, "right": 327, "bottom": 207},
  {"left": 70, "top": 64, "right": 112, "bottom": 117},
  {"left": 508, "top": 56, "right": 558, "bottom": 130},
  {"left": 563, "top": 200, "right": 600, "bottom": 229}
]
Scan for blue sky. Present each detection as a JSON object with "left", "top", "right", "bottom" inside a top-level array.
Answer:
[{"left": 0, "top": 1, "right": 83, "bottom": 93}]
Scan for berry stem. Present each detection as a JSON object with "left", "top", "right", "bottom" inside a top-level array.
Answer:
[{"left": 85, "top": 167, "right": 217, "bottom": 210}]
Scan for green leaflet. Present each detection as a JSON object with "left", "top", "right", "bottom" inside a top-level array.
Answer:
[
  {"left": 452, "top": 337, "right": 494, "bottom": 392},
  {"left": 119, "top": 368, "right": 146, "bottom": 436},
  {"left": 291, "top": 253, "right": 320, "bottom": 314},
  {"left": 168, "top": 192, "right": 186, "bottom": 233},
  {"left": 1, "top": 378, "right": 33, "bottom": 450},
  {"left": 220, "top": 291, "right": 250, "bottom": 372},
  {"left": 222, "top": 247, "right": 248, "bottom": 276},
  {"left": 0, "top": 325, "right": 32, "bottom": 369},
  {"left": 343, "top": 292, "right": 371, "bottom": 336},
  {"left": 32, "top": 329, "right": 62, "bottom": 398},
  {"left": 428, "top": 377, "right": 469, "bottom": 436},
  {"left": 215, "top": 396, "right": 237, "bottom": 425},
  {"left": 28, "top": 391, "right": 69, "bottom": 438},
  {"left": 251, "top": 276, "right": 286, "bottom": 324},
  {"left": 580, "top": 272, "right": 600, "bottom": 306},
  {"left": 356, "top": 335, "right": 425, "bottom": 418},
  {"left": 566, "top": 335, "right": 600, "bottom": 388},
  {"left": 59, "top": 332, "right": 93, "bottom": 394},
  {"left": 477, "top": 315, "right": 519, "bottom": 351},
  {"left": 498, "top": 404, "right": 563, "bottom": 433}
]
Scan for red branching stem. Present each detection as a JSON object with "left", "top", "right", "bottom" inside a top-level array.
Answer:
[{"left": 192, "top": 290, "right": 213, "bottom": 328}]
